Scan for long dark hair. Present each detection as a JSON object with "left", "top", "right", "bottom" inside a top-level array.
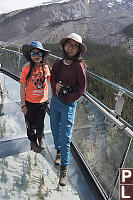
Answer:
[{"left": 26, "top": 61, "right": 35, "bottom": 83}]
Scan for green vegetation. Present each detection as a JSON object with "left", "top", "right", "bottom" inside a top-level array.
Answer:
[
  {"left": 83, "top": 38, "right": 133, "bottom": 124},
  {"left": 122, "top": 24, "right": 133, "bottom": 38},
  {"left": 44, "top": 42, "right": 62, "bottom": 57},
  {"left": 84, "top": 38, "right": 133, "bottom": 89}
]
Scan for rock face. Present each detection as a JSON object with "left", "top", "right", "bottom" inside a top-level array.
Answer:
[
  {"left": 0, "top": 0, "right": 133, "bottom": 54},
  {"left": 87, "top": 0, "right": 133, "bottom": 54},
  {"left": 88, "top": 0, "right": 133, "bottom": 43},
  {"left": 0, "top": 0, "right": 90, "bottom": 44}
]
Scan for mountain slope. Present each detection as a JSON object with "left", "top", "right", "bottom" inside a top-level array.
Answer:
[
  {"left": 0, "top": 0, "right": 89, "bottom": 44},
  {"left": 0, "top": 0, "right": 133, "bottom": 55}
]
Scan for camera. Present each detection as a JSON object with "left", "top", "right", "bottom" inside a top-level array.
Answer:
[{"left": 58, "top": 84, "right": 73, "bottom": 98}]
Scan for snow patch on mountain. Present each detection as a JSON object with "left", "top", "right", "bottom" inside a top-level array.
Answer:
[{"left": 0, "top": 0, "right": 71, "bottom": 14}]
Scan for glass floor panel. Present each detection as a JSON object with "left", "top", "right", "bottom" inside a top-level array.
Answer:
[
  {"left": 0, "top": 72, "right": 95, "bottom": 200},
  {"left": 0, "top": 133, "right": 94, "bottom": 200}
]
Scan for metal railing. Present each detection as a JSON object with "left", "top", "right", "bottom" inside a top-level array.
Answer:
[
  {"left": 86, "top": 70, "right": 133, "bottom": 99},
  {"left": 84, "top": 92, "right": 124, "bottom": 129},
  {"left": 0, "top": 46, "right": 133, "bottom": 200}
]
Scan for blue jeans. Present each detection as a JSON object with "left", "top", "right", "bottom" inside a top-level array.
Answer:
[{"left": 50, "top": 95, "right": 77, "bottom": 166}]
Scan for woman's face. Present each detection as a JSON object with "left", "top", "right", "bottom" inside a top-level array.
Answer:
[
  {"left": 64, "top": 39, "right": 79, "bottom": 58},
  {"left": 30, "top": 48, "right": 43, "bottom": 64}
]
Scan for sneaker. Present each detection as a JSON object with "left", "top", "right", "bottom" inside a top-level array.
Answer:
[
  {"left": 38, "top": 138, "right": 46, "bottom": 149},
  {"left": 30, "top": 141, "right": 41, "bottom": 153},
  {"left": 59, "top": 166, "right": 67, "bottom": 186},
  {"left": 54, "top": 150, "right": 61, "bottom": 166},
  {"left": 1, "top": 90, "right": 5, "bottom": 96},
  {"left": 0, "top": 112, "right": 4, "bottom": 117}
]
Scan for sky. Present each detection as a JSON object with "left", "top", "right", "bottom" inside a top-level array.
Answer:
[
  {"left": 0, "top": 0, "right": 69, "bottom": 14},
  {"left": 0, "top": 0, "right": 123, "bottom": 15}
]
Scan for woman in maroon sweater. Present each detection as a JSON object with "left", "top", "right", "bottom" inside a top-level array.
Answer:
[{"left": 50, "top": 33, "right": 87, "bottom": 186}]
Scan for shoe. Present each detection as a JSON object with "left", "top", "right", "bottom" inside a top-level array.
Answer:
[
  {"left": 54, "top": 150, "right": 61, "bottom": 166},
  {"left": 1, "top": 90, "right": 5, "bottom": 95},
  {"left": 38, "top": 138, "right": 46, "bottom": 149},
  {"left": 30, "top": 141, "right": 41, "bottom": 152},
  {"left": 59, "top": 166, "right": 67, "bottom": 186},
  {"left": 0, "top": 112, "right": 4, "bottom": 117}
]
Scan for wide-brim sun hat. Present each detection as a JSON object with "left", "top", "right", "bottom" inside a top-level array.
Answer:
[
  {"left": 60, "top": 33, "right": 87, "bottom": 54},
  {"left": 22, "top": 41, "right": 50, "bottom": 62}
]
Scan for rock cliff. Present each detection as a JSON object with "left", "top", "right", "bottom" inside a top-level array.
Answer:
[
  {"left": 0, "top": 0, "right": 90, "bottom": 44},
  {"left": 0, "top": 0, "right": 133, "bottom": 55}
]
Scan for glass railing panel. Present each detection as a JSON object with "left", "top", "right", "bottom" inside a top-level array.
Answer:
[
  {"left": 73, "top": 97, "right": 130, "bottom": 199},
  {"left": 0, "top": 97, "right": 26, "bottom": 139},
  {"left": 112, "top": 184, "right": 119, "bottom": 200},
  {"left": 0, "top": 73, "right": 20, "bottom": 103},
  {"left": 0, "top": 72, "right": 26, "bottom": 139},
  {"left": 0, "top": 72, "right": 51, "bottom": 139},
  {"left": 87, "top": 75, "right": 133, "bottom": 126},
  {"left": 123, "top": 139, "right": 133, "bottom": 168},
  {"left": 0, "top": 48, "right": 60, "bottom": 78},
  {"left": 109, "top": 137, "right": 133, "bottom": 200},
  {"left": 0, "top": 48, "right": 27, "bottom": 76}
]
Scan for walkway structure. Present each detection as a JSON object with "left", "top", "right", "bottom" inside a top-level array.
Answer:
[{"left": 0, "top": 47, "right": 133, "bottom": 200}]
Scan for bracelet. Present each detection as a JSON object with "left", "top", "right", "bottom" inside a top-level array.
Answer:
[{"left": 21, "top": 105, "right": 26, "bottom": 109}]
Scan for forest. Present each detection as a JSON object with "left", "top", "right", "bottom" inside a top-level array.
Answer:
[{"left": 122, "top": 23, "right": 133, "bottom": 38}]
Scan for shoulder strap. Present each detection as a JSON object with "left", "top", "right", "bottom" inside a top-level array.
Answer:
[{"left": 55, "top": 59, "right": 63, "bottom": 81}]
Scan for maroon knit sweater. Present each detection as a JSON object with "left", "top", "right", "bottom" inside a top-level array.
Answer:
[{"left": 50, "top": 59, "right": 86, "bottom": 103}]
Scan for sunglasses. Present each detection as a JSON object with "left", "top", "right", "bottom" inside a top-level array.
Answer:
[{"left": 30, "top": 51, "right": 43, "bottom": 57}]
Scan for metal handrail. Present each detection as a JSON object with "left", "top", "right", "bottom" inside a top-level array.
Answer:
[
  {"left": 48, "top": 53, "right": 62, "bottom": 60},
  {"left": 1, "top": 47, "right": 132, "bottom": 128},
  {"left": 124, "top": 127, "right": 133, "bottom": 139},
  {"left": 85, "top": 92, "right": 132, "bottom": 129},
  {"left": 84, "top": 92, "right": 124, "bottom": 129},
  {"left": 1, "top": 46, "right": 133, "bottom": 99},
  {"left": 0, "top": 47, "right": 23, "bottom": 55},
  {"left": 86, "top": 70, "right": 133, "bottom": 99}
]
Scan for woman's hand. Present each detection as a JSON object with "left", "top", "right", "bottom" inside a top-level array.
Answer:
[
  {"left": 20, "top": 82, "right": 27, "bottom": 115},
  {"left": 21, "top": 105, "right": 28, "bottom": 116},
  {"left": 55, "top": 81, "right": 63, "bottom": 96}
]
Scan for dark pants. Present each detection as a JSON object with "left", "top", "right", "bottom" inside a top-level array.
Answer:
[{"left": 25, "top": 101, "right": 48, "bottom": 142}]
